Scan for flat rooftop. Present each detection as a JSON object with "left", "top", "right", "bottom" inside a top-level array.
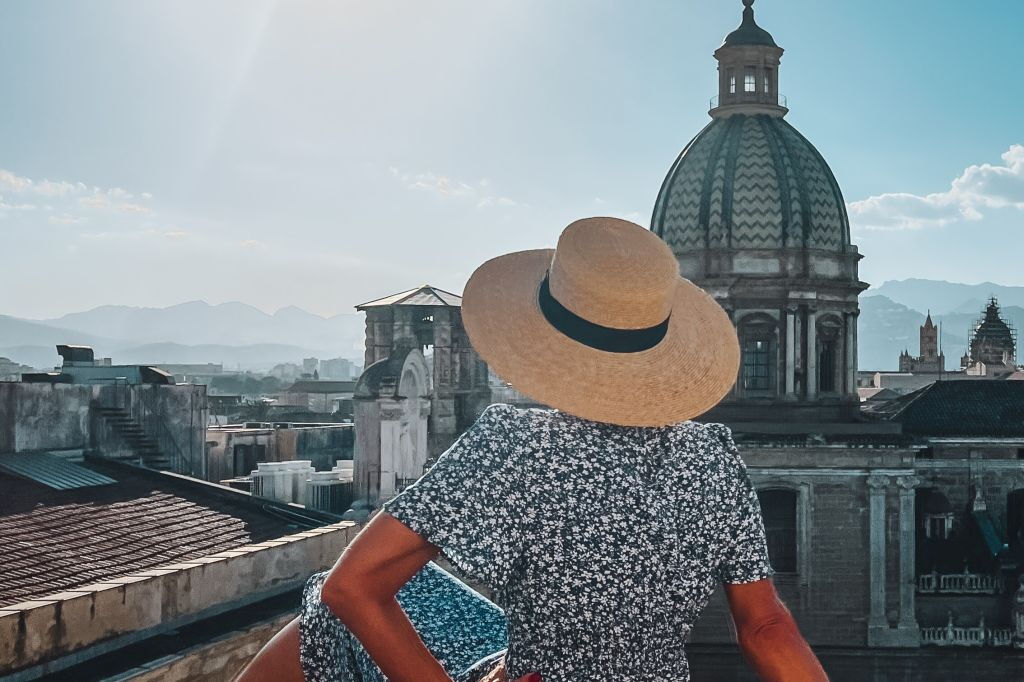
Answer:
[{"left": 0, "top": 459, "right": 314, "bottom": 608}]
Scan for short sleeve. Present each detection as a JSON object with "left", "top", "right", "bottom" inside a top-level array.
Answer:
[
  {"left": 711, "top": 425, "right": 776, "bottom": 584},
  {"left": 380, "top": 403, "right": 529, "bottom": 593}
]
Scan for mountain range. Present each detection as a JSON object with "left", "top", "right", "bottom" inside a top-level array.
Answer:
[
  {"left": 0, "top": 302, "right": 366, "bottom": 371},
  {"left": 1, "top": 278, "right": 1021, "bottom": 372}
]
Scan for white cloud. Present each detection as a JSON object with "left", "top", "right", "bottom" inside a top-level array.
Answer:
[
  {"left": 47, "top": 213, "right": 85, "bottom": 225},
  {"left": 0, "top": 197, "right": 37, "bottom": 212},
  {"left": 390, "top": 166, "right": 521, "bottom": 208},
  {"left": 0, "top": 167, "right": 154, "bottom": 227},
  {"left": 848, "top": 144, "right": 1024, "bottom": 231}
]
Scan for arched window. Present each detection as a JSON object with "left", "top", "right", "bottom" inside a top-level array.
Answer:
[
  {"left": 819, "top": 338, "right": 836, "bottom": 392},
  {"left": 817, "top": 317, "right": 842, "bottom": 393},
  {"left": 757, "top": 489, "right": 797, "bottom": 572},
  {"left": 739, "top": 313, "right": 777, "bottom": 393}
]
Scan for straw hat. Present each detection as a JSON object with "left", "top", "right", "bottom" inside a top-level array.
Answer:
[{"left": 461, "top": 217, "right": 740, "bottom": 427}]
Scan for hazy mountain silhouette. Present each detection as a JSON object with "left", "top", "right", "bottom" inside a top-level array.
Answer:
[
  {"left": 3, "top": 282, "right": 1020, "bottom": 373},
  {"left": 867, "top": 278, "right": 1024, "bottom": 316},
  {"left": 41, "top": 301, "right": 365, "bottom": 352},
  {"left": 1, "top": 302, "right": 366, "bottom": 370}
]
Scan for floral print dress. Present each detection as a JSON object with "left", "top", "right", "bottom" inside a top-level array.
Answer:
[{"left": 298, "top": 403, "right": 775, "bottom": 681}]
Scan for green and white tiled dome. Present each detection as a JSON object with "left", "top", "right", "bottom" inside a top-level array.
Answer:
[{"left": 652, "top": 113, "right": 851, "bottom": 254}]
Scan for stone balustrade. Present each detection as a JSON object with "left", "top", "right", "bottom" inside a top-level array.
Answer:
[
  {"left": 921, "top": 613, "right": 1014, "bottom": 648},
  {"left": 917, "top": 568, "right": 1004, "bottom": 594}
]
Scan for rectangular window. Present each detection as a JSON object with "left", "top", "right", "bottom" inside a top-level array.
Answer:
[
  {"left": 728, "top": 69, "right": 736, "bottom": 94},
  {"left": 764, "top": 69, "right": 772, "bottom": 93},
  {"left": 744, "top": 72, "right": 756, "bottom": 92}
]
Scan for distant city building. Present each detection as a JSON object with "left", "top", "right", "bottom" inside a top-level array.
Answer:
[
  {"left": 270, "top": 361, "right": 303, "bottom": 381},
  {"left": 319, "top": 356, "right": 358, "bottom": 380},
  {"left": 303, "top": 357, "right": 319, "bottom": 375},
  {"left": 22, "top": 344, "right": 176, "bottom": 386},
  {"left": 899, "top": 311, "right": 946, "bottom": 373},
  {"left": 279, "top": 379, "right": 357, "bottom": 415},
  {"left": 0, "top": 357, "right": 33, "bottom": 381},
  {"left": 150, "top": 362, "right": 225, "bottom": 384},
  {"left": 961, "top": 296, "right": 1018, "bottom": 377}
]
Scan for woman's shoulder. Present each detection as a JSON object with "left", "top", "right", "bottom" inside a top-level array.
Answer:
[{"left": 475, "top": 402, "right": 560, "bottom": 431}]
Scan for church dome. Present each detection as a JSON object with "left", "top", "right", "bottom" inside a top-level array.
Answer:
[
  {"left": 969, "top": 298, "right": 1016, "bottom": 364},
  {"left": 652, "top": 113, "right": 851, "bottom": 255}
]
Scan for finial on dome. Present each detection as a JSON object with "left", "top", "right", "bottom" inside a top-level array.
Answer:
[{"left": 723, "top": 0, "right": 777, "bottom": 47}]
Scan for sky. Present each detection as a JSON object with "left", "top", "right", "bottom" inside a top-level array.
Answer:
[{"left": 1, "top": 0, "right": 1022, "bottom": 320}]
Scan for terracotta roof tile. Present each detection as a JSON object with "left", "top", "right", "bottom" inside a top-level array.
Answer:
[{"left": 0, "top": 461, "right": 313, "bottom": 608}]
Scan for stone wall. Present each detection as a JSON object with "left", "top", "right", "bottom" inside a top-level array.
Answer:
[
  {"left": 0, "top": 383, "right": 91, "bottom": 454},
  {"left": 119, "top": 612, "right": 295, "bottom": 682},
  {"left": 0, "top": 522, "right": 360, "bottom": 678},
  {"left": 690, "top": 445, "right": 917, "bottom": 648}
]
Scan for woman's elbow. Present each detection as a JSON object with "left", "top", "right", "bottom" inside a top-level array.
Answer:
[
  {"left": 737, "top": 611, "right": 800, "bottom": 654},
  {"left": 321, "top": 569, "right": 375, "bottom": 622}
]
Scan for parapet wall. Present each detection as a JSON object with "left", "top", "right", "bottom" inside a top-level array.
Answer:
[{"left": 0, "top": 521, "right": 359, "bottom": 678}]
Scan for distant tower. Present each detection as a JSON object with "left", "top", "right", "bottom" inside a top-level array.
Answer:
[
  {"left": 355, "top": 285, "right": 491, "bottom": 456},
  {"left": 961, "top": 296, "right": 1017, "bottom": 375},
  {"left": 898, "top": 311, "right": 945, "bottom": 373}
]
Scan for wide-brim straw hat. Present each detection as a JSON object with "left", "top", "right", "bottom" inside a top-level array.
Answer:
[{"left": 461, "top": 217, "right": 740, "bottom": 427}]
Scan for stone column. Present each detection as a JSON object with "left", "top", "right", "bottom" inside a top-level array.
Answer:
[
  {"left": 845, "top": 312, "right": 857, "bottom": 394},
  {"left": 785, "top": 307, "right": 796, "bottom": 396},
  {"left": 806, "top": 308, "right": 817, "bottom": 399},
  {"left": 867, "top": 474, "right": 889, "bottom": 642},
  {"left": 896, "top": 475, "right": 922, "bottom": 645}
]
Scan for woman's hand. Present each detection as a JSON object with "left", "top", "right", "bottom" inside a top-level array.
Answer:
[{"left": 477, "top": 658, "right": 540, "bottom": 682}]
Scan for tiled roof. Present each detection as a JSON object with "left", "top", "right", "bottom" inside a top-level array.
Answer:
[
  {"left": 355, "top": 285, "right": 462, "bottom": 309},
  {"left": 0, "top": 461, "right": 311, "bottom": 608},
  {"left": 878, "top": 379, "right": 1024, "bottom": 437}
]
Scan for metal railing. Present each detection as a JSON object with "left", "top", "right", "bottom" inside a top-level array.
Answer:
[{"left": 710, "top": 92, "right": 788, "bottom": 110}]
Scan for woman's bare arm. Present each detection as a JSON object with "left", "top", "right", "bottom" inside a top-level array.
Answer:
[
  {"left": 723, "top": 579, "right": 829, "bottom": 681},
  {"left": 320, "top": 512, "right": 537, "bottom": 682},
  {"left": 320, "top": 511, "right": 453, "bottom": 682}
]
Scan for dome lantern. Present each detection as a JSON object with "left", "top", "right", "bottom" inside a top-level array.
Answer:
[{"left": 712, "top": 0, "right": 787, "bottom": 118}]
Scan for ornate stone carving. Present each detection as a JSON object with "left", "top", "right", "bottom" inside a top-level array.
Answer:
[
  {"left": 867, "top": 474, "right": 890, "bottom": 490},
  {"left": 897, "top": 475, "right": 922, "bottom": 491}
]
